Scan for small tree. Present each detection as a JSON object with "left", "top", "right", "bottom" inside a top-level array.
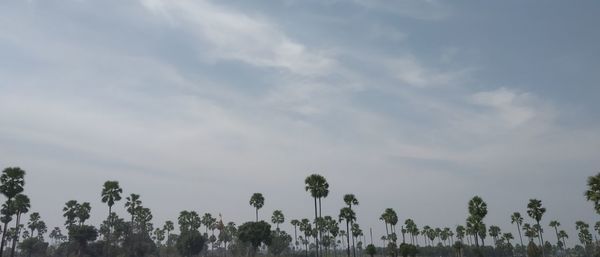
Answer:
[
  {"left": 176, "top": 230, "right": 205, "bottom": 257},
  {"left": 238, "top": 221, "right": 272, "bottom": 256},
  {"left": 365, "top": 244, "right": 377, "bottom": 257}
]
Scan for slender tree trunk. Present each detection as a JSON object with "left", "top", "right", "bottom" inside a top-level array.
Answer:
[
  {"left": 314, "top": 197, "right": 320, "bottom": 257},
  {"left": 0, "top": 220, "right": 9, "bottom": 257},
  {"left": 10, "top": 212, "right": 22, "bottom": 257},
  {"left": 352, "top": 234, "right": 356, "bottom": 257},
  {"left": 319, "top": 197, "right": 323, "bottom": 257},
  {"left": 255, "top": 208, "right": 258, "bottom": 222},
  {"left": 106, "top": 205, "right": 112, "bottom": 257},
  {"left": 346, "top": 221, "right": 351, "bottom": 257},
  {"left": 537, "top": 221, "right": 545, "bottom": 257},
  {"left": 294, "top": 225, "right": 298, "bottom": 251}
]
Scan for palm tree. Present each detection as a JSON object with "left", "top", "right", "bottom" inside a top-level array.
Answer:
[
  {"left": 585, "top": 172, "right": 600, "bottom": 214},
  {"left": 527, "top": 199, "right": 546, "bottom": 256},
  {"left": 10, "top": 193, "right": 30, "bottom": 257},
  {"left": 511, "top": 212, "right": 524, "bottom": 246},
  {"left": 344, "top": 194, "right": 359, "bottom": 257},
  {"left": 27, "top": 212, "right": 41, "bottom": 236},
  {"left": 549, "top": 220, "right": 561, "bottom": 247},
  {"left": 249, "top": 193, "right": 264, "bottom": 222},
  {"left": 558, "top": 230, "right": 568, "bottom": 249},
  {"left": 164, "top": 220, "right": 174, "bottom": 257},
  {"left": 202, "top": 213, "right": 213, "bottom": 234},
  {"left": 101, "top": 180, "right": 122, "bottom": 257},
  {"left": 488, "top": 225, "right": 501, "bottom": 246},
  {"left": 305, "top": 174, "right": 329, "bottom": 257},
  {"left": 0, "top": 167, "right": 25, "bottom": 257},
  {"left": 291, "top": 219, "right": 300, "bottom": 250},
  {"left": 125, "top": 193, "right": 142, "bottom": 227},
  {"left": 468, "top": 196, "right": 488, "bottom": 248},
  {"left": 271, "top": 210, "right": 285, "bottom": 230},
  {"left": 339, "top": 207, "right": 356, "bottom": 257}
]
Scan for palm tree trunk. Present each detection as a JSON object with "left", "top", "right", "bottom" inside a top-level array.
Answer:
[
  {"left": 0, "top": 220, "right": 9, "bottom": 257},
  {"left": 346, "top": 221, "right": 351, "bottom": 257},
  {"left": 255, "top": 208, "right": 258, "bottom": 222},
  {"left": 9, "top": 212, "right": 22, "bottom": 257},
  {"left": 516, "top": 224, "right": 523, "bottom": 247},
  {"left": 352, "top": 234, "right": 356, "bottom": 257},
  {"left": 314, "top": 197, "right": 320, "bottom": 257},
  {"left": 537, "top": 221, "right": 545, "bottom": 257},
  {"left": 106, "top": 205, "right": 112, "bottom": 257}
]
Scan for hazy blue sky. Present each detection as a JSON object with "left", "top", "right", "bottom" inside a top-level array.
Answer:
[{"left": 1, "top": 0, "right": 599, "bottom": 245}]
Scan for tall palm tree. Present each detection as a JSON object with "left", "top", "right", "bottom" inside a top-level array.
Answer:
[
  {"left": 10, "top": 193, "right": 30, "bottom": 257},
  {"left": 101, "top": 180, "right": 122, "bottom": 257},
  {"left": 549, "top": 220, "right": 561, "bottom": 247},
  {"left": 558, "top": 230, "right": 568, "bottom": 249},
  {"left": 271, "top": 210, "right": 285, "bottom": 230},
  {"left": 468, "top": 196, "right": 487, "bottom": 248},
  {"left": 339, "top": 207, "right": 356, "bottom": 257},
  {"left": 291, "top": 219, "right": 300, "bottom": 250},
  {"left": 511, "top": 212, "right": 524, "bottom": 246},
  {"left": 125, "top": 193, "right": 142, "bottom": 227},
  {"left": 488, "top": 225, "right": 501, "bottom": 246},
  {"left": 527, "top": 199, "right": 546, "bottom": 256},
  {"left": 305, "top": 174, "right": 329, "bottom": 257},
  {"left": 344, "top": 194, "right": 359, "bottom": 257},
  {"left": 0, "top": 167, "right": 25, "bottom": 257},
  {"left": 164, "top": 220, "right": 174, "bottom": 257},
  {"left": 585, "top": 172, "right": 600, "bottom": 214},
  {"left": 202, "top": 213, "right": 213, "bottom": 234},
  {"left": 249, "top": 193, "right": 264, "bottom": 222}
]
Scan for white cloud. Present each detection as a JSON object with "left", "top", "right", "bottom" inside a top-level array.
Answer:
[
  {"left": 471, "top": 87, "right": 536, "bottom": 128},
  {"left": 387, "top": 56, "right": 469, "bottom": 87},
  {"left": 140, "top": 0, "right": 335, "bottom": 76}
]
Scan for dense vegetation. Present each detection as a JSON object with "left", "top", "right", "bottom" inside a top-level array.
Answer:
[{"left": 0, "top": 167, "right": 598, "bottom": 257}]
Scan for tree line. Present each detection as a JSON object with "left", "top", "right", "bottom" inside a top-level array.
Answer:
[{"left": 0, "top": 167, "right": 599, "bottom": 257}]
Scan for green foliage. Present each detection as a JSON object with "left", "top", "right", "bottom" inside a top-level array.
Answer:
[
  {"left": 68, "top": 224, "right": 98, "bottom": 255},
  {"left": 19, "top": 237, "right": 48, "bottom": 257},
  {"left": 366, "top": 244, "right": 377, "bottom": 257},
  {"left": 269, "top": 229, "right": 292, "bottom": 256},
  {"left": 238, "top": 221, "right": 272, "bottom": 249},
  {"left": 585, "top": 172, "right": 600, "bottom": 215},
  {"left": 176, "top": 230, "right": 205, "bottom": 257},
  {"left": 527, "top": 241, "right": 542, "bottom": 257}
]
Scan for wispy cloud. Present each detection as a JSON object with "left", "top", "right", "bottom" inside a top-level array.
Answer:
[{"left": 141, "top": 0, "right": 335, "bottom": 76}]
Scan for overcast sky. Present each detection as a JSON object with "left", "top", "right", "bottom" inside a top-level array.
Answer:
[{"left": 1, "top": 0, "right": 599, "bottom": 246}]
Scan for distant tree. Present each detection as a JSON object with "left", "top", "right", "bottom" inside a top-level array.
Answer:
[
  {"left": 290, "top": 219, "right": 300, "bottom": 250},
  {"left": 527, "top": 241, "right": 542, "bottom": 257},
  {"left": 511, "top": 212, "right": 525, "bottom": 246},
  {"left": 467, "top": 196, "right": 487, "bottom": 249},
  {"left": 269, "top": 229, "right": 292, "bottom": 256},
  {"left": 201, "top": 213, "right": 213, "bottom": 234},
  {"left": 249, "top": 193, "right": 265, "bottom": 222},
  {"left": 69, "top": 225, "right": 99, "bottom": 257},
  {"left": 10, "top": 193, "right": 30, "bottom": 257},
  {"left": 271, "top": 210, "right": 285, "bottom": 230},
  {"left": 19, "top": 237, "right": 48, "bottom": 257},
  {"left": 176, "top": 229, "right": 205, "bottom": 257},
  {"left": 238, "top": 221, "right": 272, "bottom": 256},
  {"left": 0, "top": 167, "right": 26, "bottom": 257},
  {"left": 305, "top": 174, "right": 329, "bottom": 257},
  {"left": 548, "top": 220, "right": 561, "bottom": 248},
  {"left": 339, "top": 207, "right": 356, "bottom": 257},
  {"left": 585, "top": 172, "right": 600, "bottom": 214},
  {"left": 163, "top": 220, "right": 174, "bottom": 257},
  {"left": 101, "top": 180, "right": 122, "bottom": 256},
  {"left": 527, "top": 199, "right": 546, "bottom": 256},
  {"left": 365, "top": 244, "right": 376, "bottom": 257},
  {"left": 489, "top": 226, "right": 501, "bottom": 246}
]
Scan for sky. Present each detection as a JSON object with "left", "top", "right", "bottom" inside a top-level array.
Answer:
[{"left": 1, "top": 0, "right": 599, "bottom": 246}]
